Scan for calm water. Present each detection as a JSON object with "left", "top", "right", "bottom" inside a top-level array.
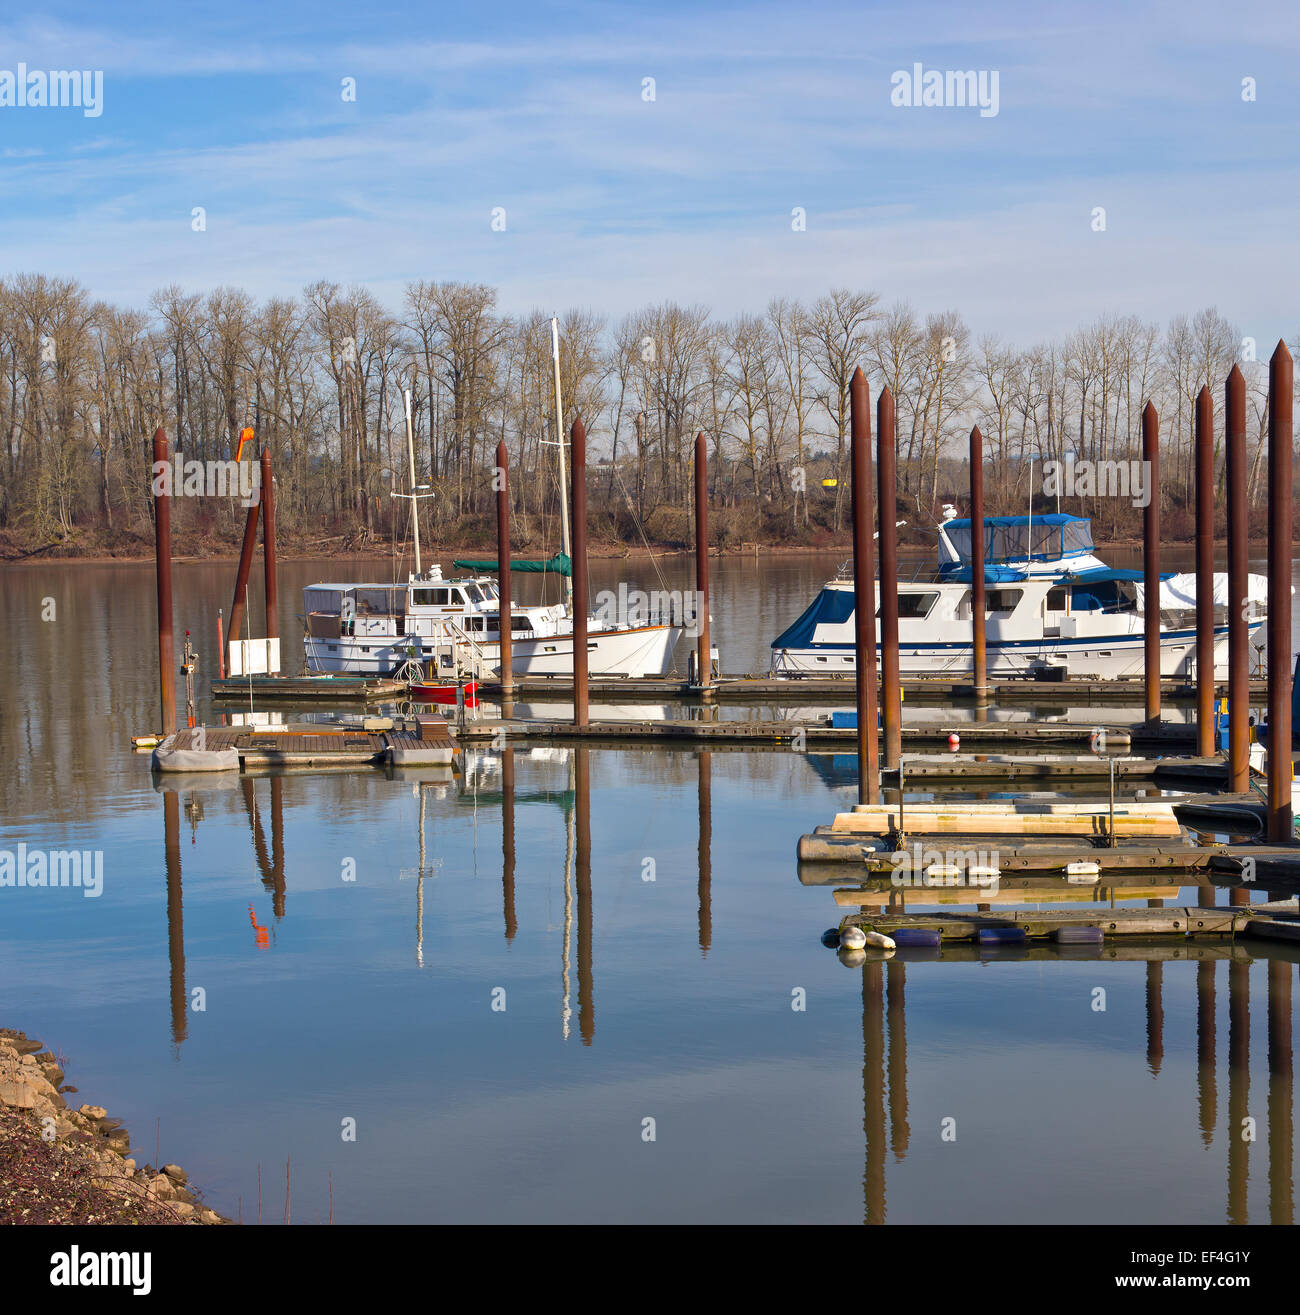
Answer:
[{"left": 1, "top": 552, "right": 1297, "bottom": 1224}]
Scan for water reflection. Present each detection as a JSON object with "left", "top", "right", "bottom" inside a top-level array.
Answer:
[{"left": 854, "top": 945, "right": 1296, "bottom": 1225}]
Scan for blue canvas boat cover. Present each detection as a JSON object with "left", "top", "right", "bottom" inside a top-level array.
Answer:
[{"left": 771, "top": 587, "right": 855, "bottom": 649}]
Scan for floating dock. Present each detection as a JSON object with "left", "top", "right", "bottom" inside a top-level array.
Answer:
[
  {"left": 480, "top": 674, "right": 1269, "bottom": 705},
  {"left": 209, "top": 674, "right": 408, "bottom": 702},
  {"left": 838, "top": 899, "right": 1300, "bottom": 945},
  {"left": 150, "top": 719, "right": 456, "bottom": 772},
  {"left": 457, "top": 718, "right": 1141, "bottom": 751}
]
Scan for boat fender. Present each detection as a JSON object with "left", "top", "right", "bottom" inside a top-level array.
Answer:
[
  {"left": 1055, "top": 925, "right": 1104, "bottom": 944},
  {"left": 891, "top": 927, "right": 941, "bottom": 948}
]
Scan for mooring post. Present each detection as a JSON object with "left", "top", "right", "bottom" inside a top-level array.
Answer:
[
  {"left": 260, "top": 449, "right": 278, "bottom": 643},
  {"left": 969, "top": 425, "right": 988, "bottom": 701},
  {"left": 693, "top": 432, "right": 712, "bottom": 693},
  {"left": 152, "top": 427, "right": 177, "bottom": 737},
  {"left": 495, "top": 440, "right": 514, "bottom": 700},
  {"left": 850, "top": 368, "right": 881, "bottom": 805},
  {"left": 877, "top": 388, "right": 902, "bottom": 769},
  {"left": 1194, "top": 388, "right": 1215, "bottom": 756},
  {"left": 571, "top": 416, "right": 589, "bottom": 727},
  {"left": 217, "top": 609, "right": 225, "bottom": 680},
  {"left": 1142, "top": 401, "right": 1161, "bottom": 722},
  {"left": 1226, "top": 366, "right": 1250, "bottom": 792},
  {"left": 1267, "top": 342, "right": 1293, "bottom": 842},
  {"left": 227, "top": 490, "right": 262, "bottom": 671}
]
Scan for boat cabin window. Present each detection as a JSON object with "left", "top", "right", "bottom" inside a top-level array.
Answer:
[
  {"left": 462, "top": 584, "right": 486, "bottom": 604},
  {"left": 985, "top": 589, "right": 1023, "bottom": 615},
  {"left": 1046, "top": 587, "right": 1067, "bottom": 612},
  {"left": 510, "top": 615, "right": 534, "bottom": 634},
  {"left": 412, "top": 587, "right": 451, "bottom": 607},
  {"left": 889, "top": 591, "right": 939, "bottom": 620}
]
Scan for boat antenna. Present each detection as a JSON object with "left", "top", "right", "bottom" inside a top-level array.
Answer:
[{"left": 549, "top": 317, "right": 575, "bottom": 611}]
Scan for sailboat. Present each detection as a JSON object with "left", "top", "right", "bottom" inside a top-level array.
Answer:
[{"left": 303, "top": 320, "right": 682, "bottom": 680}]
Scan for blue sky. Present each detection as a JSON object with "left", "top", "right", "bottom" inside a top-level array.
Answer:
[{"left": 0, "top": 0, "right": 1297, "bottom": 343}]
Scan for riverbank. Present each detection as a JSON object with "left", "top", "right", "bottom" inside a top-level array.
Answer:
[
  {"left": 0, "top": 1029, "right": 225, "bottom": 1225},
  {"left": 0, "top": 528, "right": 1246, "bottom": 567}
]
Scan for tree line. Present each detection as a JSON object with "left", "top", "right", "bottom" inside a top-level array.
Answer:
[{"left": 0, "top": 273, "right": 1292, "bottom": 557}]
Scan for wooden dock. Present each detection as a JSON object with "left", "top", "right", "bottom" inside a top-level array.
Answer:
[
  {"left": 150, "top": 719, "right": 456, "bottom": 772},
  {"left": 838, "top": 899, "right": 1300, "bottom": 944},
  {"left": 457, "top": 718, "right": 1137, "bottom": 751},
  {"left": 483, "top": 673, "right": 1268, "bottom": 706},
  {"left": 210, "top": 674, "right": 408, "bottom": 702}
]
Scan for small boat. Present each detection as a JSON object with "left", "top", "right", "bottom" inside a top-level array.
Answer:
[{"left": 410, "top": 680, "right": 479, "bottom": 707}]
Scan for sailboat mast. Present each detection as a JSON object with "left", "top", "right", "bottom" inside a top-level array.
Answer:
[
  {"left": 551, "top": 317, "right": 575, "bottom": 610},
  {"left": 405, "top": 388, "right": 422, "bottom": 579}
]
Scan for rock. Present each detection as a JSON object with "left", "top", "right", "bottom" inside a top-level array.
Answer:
[
  {"left": 148, "top": 1174, "right": 174, "bottom": 1200},
  {"left": 199, "top": 1209, "right": 222, "bottom": 1225},
  {"left": 162, "top": 1164, "right": 187, "bottom": 1185},
  {"left": 122, "top": 1159, "right": 136, "bottom": 1173},
  {"left": 78, "top": 1104, "right": 107, "bottom": 1120},
  {"left": 0, "top": 1078, "right": 35, "bottom": 1109},
  {"left": 59, "top": 1084, "right": 78, "bottom": 1094},
  {"left": 170, "top": 1202, "right": 194, "bottom": 1219}
]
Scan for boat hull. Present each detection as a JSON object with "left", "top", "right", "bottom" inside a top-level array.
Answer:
[
  {"left": 771, "top": 623, "right": 1262, "bottom": 679},
  {"left": 306, "top": 623, "right": 681, "bottom": 679}
]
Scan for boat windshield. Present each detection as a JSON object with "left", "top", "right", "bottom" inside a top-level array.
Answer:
[{"left": 943, "top": 515, "right": 1094, "bottom": 565}]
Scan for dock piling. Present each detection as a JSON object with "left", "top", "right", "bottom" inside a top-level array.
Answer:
[
  {"left": 850, "top": 367, "right": 880, "bottom": 805},
  {"left": 970, "top": 424, "right": 988, "bottom": 701},
  {"left": 261, "top": 449, "right": 278, "bottom": 642},
  {"left": 1267, "top": 341, "right": 1293, "bottom": 842},
  {"left": 152, "top": 427, "right": 177, "bottom": 737},
  {"left": 1142, "top": 401, "right": 1161, "bottom": 723},
  {"left": 877, "top": 388, "right": 901, "bottom": 767},
  {"left": 1195, "top": 387, "right": 1214, "bottom": 756},
  {"left": 496, "top": 440, "right": 514, "bottom": 699},
  {"left": 1226, "top": 366, "right": 1250, "bottom": 792},
  {"left": 227, "top": 490, "right": 261, "bottom": 670},
  {"left": 693, "top": 432, "right": 712, "bottom": 693}
]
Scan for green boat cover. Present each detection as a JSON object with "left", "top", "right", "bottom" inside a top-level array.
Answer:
[{"left": 451, "top": 552, "right": 572, "bottom": 577}]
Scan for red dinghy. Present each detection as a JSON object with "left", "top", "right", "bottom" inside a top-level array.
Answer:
[{"left": 410, "top": 680, "right": 478, "bottom": 707}]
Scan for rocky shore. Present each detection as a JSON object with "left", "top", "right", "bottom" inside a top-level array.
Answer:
[{"left": 0, "top": 1029, "right": 226, "bottom": 1225}]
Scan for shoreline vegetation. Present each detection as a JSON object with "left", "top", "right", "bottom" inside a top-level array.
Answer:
[
  {"left": 1, "top": 277, "right": 1292, "bottom": 572},
  {"left": 0, "top": 525, "right": 1274, "bottom": 568},
  {"left": 0, "top": 1029, "right": 225, "bottom": 1225}
]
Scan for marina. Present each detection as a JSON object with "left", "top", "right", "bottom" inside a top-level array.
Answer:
[
  {"left": 14, "top": 327, "right": 1279, "bottom": 1241},
  {"left": 8, "top": 0, "right": 1300, "bottom": 1285}
]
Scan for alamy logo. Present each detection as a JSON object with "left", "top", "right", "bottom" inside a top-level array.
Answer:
[
  {"left": 594, "top": 585, "right": 705, "bottom": 638},
  {"left": 50, "top": 1247, "right": 150, "bottom": 1295},
  {"left": 0, "top": 844, "right": 103, "bottom": 897},
  {"left": 890, "top": 63, "right": 999, "bottom": 117},
  {"left": 1041, "top": 456, "right": 1151, "bottom": 509},
  {"left": 152, "top": 456, "right": 261, "bottom": 507},
  {"left": 0, "top": 64, "right": 103, "bottom": 117}
]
